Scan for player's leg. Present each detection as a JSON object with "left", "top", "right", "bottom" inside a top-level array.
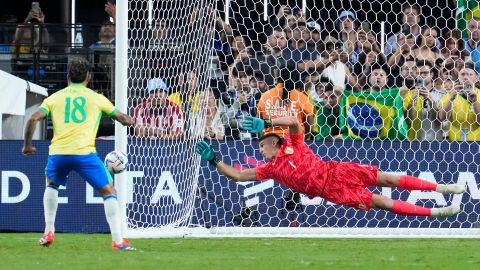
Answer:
[
  {"left": 39, "top": 155, "right": 70, "bottom": 247},
  {"left": 76, "top": 153, "right": 134, "bottom": 250},
  {"left": 370, "top": 194, "right": 461, "bottom": 217},
  {"left": 376, "top": 171, "right": 465, "bottom": 194}
]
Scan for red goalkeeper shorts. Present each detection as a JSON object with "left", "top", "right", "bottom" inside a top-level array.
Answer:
[{"left": 321, "top": 162, "right": 378, "bottom": 211}]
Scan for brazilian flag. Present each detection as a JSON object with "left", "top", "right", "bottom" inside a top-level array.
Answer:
[
  {"left": 456, "top": 0, "right": 480, "bottom": 38},
  {"left": 339, "top": 88, "right": 408, "bottom": 140}
]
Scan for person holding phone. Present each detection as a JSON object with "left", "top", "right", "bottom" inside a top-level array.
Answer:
[
  {"left": 439, "top": 62, "right": 480, "bottom": 141},
  {"left": 11, "top": 3, "right": 50, "bottom": 57},
  {"left": 403, "top": 60, "right": 444, "bottom": 141}
]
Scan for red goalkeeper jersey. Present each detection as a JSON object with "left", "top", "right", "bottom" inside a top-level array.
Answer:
[{"left": 255, "top": 133, "right": 338, "bottom": 199}]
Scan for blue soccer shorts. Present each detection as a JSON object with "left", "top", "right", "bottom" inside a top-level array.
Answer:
[{"left": 45, "top": 153, "right": 113, "bottom": 190}]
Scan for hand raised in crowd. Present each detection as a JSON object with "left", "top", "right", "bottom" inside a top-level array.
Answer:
[
  {"left": 276, "top": 5, "right": 291, "bottom": 18},
  {"left": 450, "top": 84, "right": 460, "bottom": 101},
  {"left": 105, "top": 2, "right": 116, "bottom": 20},
  {"left": 25, "top": 8, "right": 45, "bottom": 24},
  {"left": 468, "top": 87, "right": 478, "bottom": 103}
]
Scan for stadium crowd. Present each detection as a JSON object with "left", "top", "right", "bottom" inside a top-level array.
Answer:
[{"left": 1, "top": 2, "right": 480, "bottom": 141}]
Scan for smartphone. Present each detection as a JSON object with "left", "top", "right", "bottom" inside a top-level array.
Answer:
[
  {"left": 32, "top": 2, "right": 40, "bottom": 11},
  {"left": 107, "top": 0, "right": 116, "bottom": 4},
  {"left": 361, "top": 22, "right": 370, "bottom": 33},
  {"left": 416, "top": 79, "right": 425, "bottom": 88}
]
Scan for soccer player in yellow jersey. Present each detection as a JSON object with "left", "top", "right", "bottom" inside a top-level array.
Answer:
[{"left": 22, "top": 58, "right": 135, "bottom": 250}]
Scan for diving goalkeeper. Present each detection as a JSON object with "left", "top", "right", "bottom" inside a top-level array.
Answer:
[{"left": 196, "top": 116, "right": 464, "bottom": 217}]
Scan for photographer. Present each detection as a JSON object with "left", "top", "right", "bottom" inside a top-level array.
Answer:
[{"left": 438, "top": 62, "right": 480, "bottom": 141}]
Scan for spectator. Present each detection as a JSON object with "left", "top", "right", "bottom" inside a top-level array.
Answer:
[
  {"left": 412, "top": 25, "right": 441, "bottom": 64},
  {"left": 387, "top": 33, "right": 417, "bottom": 77},
  {"left": 283, "top": 22, "right": 316, "bottom": 63},
  {"left": 243, "top": 27, "right": 288, "bottom": 87},
  {"left": 230, "top": 34, "right": 249, "bottom": 61},
  {"left": 352, "top": 28, "right": 381, "bottom": 65},
  {"left": 440, "top": 56, "right": 465, "bottom": 82},
  {"left": 257, "top": 67, "right": 314, "bottom": 138},
  {"left": 272, "top": 5, "right": 306, "bottom": 40},
  {"left": 307, "top": 21, "right": 322, "bottom": 46},
  {"left": 203, "top": 88, "right": 225, "bottom": 140},
  {"left": 313, "top": 76, "right": 333, "bottom": 106},
  {"left": 89, "top": 20, "right": 116, "bottom": 49},
  {"left": 367, "top": 64, "right": 390, "bottom": 93},
  {"left": 441, "top": 29, "right": 467, "bottom": 61},
  {"left": 391, "top": 56, "right": 417, "bottom": 88},
  {"left": 314, "top": 82, "right": 343, "bottom": 141},
  {"left": 319, "top": 38, "right": 354, "bottom": 89},
  {"left": 336, "top": 10, "right": 358, "bottom": 51},
  {"left": 385, "top": 4, "right": 423, "bottom": 56},
  {"left": 403, "top": 60, "right": 443, "bottom": 141},
  {"left": 220, "top": 63, "right": 258, "bottom": 140},
  {"left": 439, "top": 62, "right": 480, "bottom": 141},
  {"left": 133, "top": 78, "right": 184, "bottom": 140},
  {"left": 168, "top": 70, "right": 204, "bottom": 138},
  {"left": 11, "top": 7, "right": 50, "bottom": 57},
  {"left": 464, "top": 17, "right": 480, "bottom": 74},
  {"left": 340, "top": 63, "right": 408, "bottom": 140},
  {"left": 249, "top": 71, "right": 269, "bottom": 94},
  {"left": 352, "top": 49, "right": 387, "bottom": 90},
  {"left": 151, "top": 19, "right": 168, "bottom": 43}
]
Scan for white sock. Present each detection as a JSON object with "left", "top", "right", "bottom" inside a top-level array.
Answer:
[
  {"left": 43, "top": 185, "right": 59, "bottom": 233},
  {"left": 103, "top": 195, "right": 123, "bottom": 244}
]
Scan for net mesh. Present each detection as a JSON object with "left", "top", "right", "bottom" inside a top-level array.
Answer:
[{"left": 124, "top": 0, "right": 480, "bottom": 236}]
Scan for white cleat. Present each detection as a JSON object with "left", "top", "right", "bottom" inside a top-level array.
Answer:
[
  {"left": 431, "top": 205, "right": 461, "bottom": 218},
  {"left": 436, "top": 184, "right": 466, "bottom": 195}
]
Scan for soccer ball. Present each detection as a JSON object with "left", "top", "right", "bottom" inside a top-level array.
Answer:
[{"left": 104, "top": 151, "right": 128, "bottom": 174}]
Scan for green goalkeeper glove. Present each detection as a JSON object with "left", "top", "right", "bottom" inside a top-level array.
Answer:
[
  {"left": 195, "top": 141, "right": 220, "bottom": 166},
  {"left": 242, "top": 116, "right": 272, "bottom": 133}
]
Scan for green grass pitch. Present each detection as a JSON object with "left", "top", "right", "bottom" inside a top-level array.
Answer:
[{"left": 1, "top": 233, "right": 479, "bottom": 270}]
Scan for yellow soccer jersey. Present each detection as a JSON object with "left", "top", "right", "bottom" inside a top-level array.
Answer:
[
  {"left": 39, "top": 83, "right": 117, "bottom": 155},
  {"left": 403, "top": 89, "right": 426, "bottom": 140},
  {"left": 440, "top": 88, "right": 480, "bottom": 141}
]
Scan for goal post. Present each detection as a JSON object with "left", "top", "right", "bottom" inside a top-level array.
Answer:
[{"left": 117, "top": 0, "right": 480, "bottom": 238}]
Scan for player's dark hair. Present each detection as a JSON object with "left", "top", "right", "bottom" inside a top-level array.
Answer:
[
  {"left": 258, "top": 133, "right": 284, "bottom": 146},
  {"left": 68, "top": 57, "right": 91, "bottom": 83}
]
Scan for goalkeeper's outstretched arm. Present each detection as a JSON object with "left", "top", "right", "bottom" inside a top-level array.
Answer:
[{"left": 195, "top": 141, "right": 257, "bottom": 182}]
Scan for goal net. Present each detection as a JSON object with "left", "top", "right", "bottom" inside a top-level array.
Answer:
[{"left": 117, "top": 0, "right": 480, "bottom": 238}]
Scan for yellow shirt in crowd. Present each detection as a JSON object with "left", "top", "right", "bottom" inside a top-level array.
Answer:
[{"left": 439, "top": 88, "right": 480, "bottom": 141}]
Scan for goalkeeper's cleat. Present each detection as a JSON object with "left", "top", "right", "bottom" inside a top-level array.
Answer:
[
  {"left": 112, "top": 239, "right": 136, "bottom": 251},
  {"left": 38, "top": 231, "right": 54, "bottom": 247},
  {"left": 436, "top": 184, "right": 466, "bottom": 195},
  {"left": 431, "top": 205, "right": 461, "bottom": 218}
]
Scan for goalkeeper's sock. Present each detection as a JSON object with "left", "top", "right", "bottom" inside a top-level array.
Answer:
[
  {"left": 43, "top": 184, "right": 59, "bottom": 233},
  {"left": 391, "top": 200, "right": 431, "bottom": 216},
  {"left": 103, "top": 195, "right": 123, "bottom": 244},
  {"left": 396, "top": 175, "right": 437, "bottom": 191}
]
